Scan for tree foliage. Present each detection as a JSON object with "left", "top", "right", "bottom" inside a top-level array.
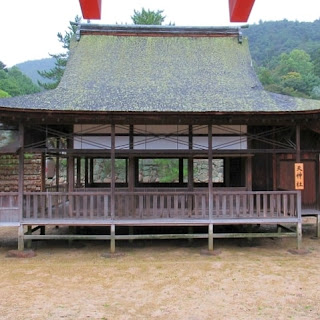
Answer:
[
  {"left": 258, "top": 49, "right": 320, "bottom": 99},
  {"left": 0, "top": 64, "right": 40, "bottom": 97},
  {"left": 243, "top": 19, "right": 320, "bottom": 66},
  {"left": 131, "top": 8, "right": 166, "bottom": 25},
  {"left": 38, "top": 16, "right": 81, "bottom": 90}
]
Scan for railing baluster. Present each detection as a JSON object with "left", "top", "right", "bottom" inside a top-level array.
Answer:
[
  {"left": 249, "top": 194, "right": 254, "bottom": 217},
  {"left": 48, "top": 194, "right": 52, "bottom": 219},
  {"left": 104, "top": 195, "right": 109, "bottom": 218},
  {"left": 263, "top": 194, "right": 267, "bottom": 218},
  {"left": 290, "top": 194, "right": 295, "bottom": 217},
  {"left": 283, "top": 194, "right": 288, "bottom": 217}
]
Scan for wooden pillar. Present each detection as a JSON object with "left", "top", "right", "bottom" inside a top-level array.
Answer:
[
  {"left": 208, "top": 223, "right": 214, "bottom": 251},
  {"left": 187, "top": 126, "right": 194, "bottom": 218},
  {"left": 188, "top": 125, "right": 193, "bottom": 190},
  {"left": 85, "top": 158, "right": 89, "bottom": 187},
  {"left": 246, "top": 157, "right": 252, "bottom": 191},
  {"left": 67, "top": 138, "right": 74, "bottom": 218},
  {"left": 41, "top": 153, "right": 46, "bottom": 191},
  {"left": 68, "top": 157, "right": 74, "bottom": 192},
  {"left": 110, "top": 224, "right": 115, "bottom": 253},
  {"left": 297, "top": 188, "right": 302, "bottom": 249},
  {"left": 208, "top": 124, "right": 213, "bottom": 221},
  {"left": 56, "top": 137, "right": 60, "bottom": 192},
  {"left": 89, "top": 158, "right": 94, "bottom": 185},
  {"left": 272, "top": 127, "right": 277, "bottom": 191},
  {"left": 296, "top": 124, "right": 301, "bottom": 163},
  {"left": 111, "top": 124, "right": 115, "bottom": 220},
  {"left": 18, "top": 123, "right": 25, "bottom": 251},
  {"left": 18, "top": 225, "right": 24, "bottom": 251},
  {"left": 76, "top": 157, "right": 81, "bottom": 188}
]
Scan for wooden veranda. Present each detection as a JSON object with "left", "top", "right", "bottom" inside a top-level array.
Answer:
[{"left": 0, "top": 188, "right": 302, "bottom": 252}]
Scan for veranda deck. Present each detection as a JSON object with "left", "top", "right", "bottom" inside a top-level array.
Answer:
[{"left": 0, "top": 190, "right": 302, "bottom": 252}]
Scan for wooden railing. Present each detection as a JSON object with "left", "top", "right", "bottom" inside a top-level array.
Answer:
[
  {"left": 0, "top": 192, "right": 19, "bottom": 208},
  {"left": 0, "top": 192, "right": 20, "bottom": 223},
  {"left": 20, "top": 190, "right": 301, "bottom": 222}
]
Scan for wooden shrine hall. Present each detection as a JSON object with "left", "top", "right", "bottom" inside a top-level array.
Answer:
[{"left": 1, "top": 24, "right": 320, "bottom": 252}]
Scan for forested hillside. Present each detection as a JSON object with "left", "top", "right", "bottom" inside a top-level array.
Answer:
[
  {"left": 244, "top": 19, "right": 320, "bottom": 66},
  {"left": 16, "top": 58, "right": 55, "bottom": 85},
  {"left": 0, "top": 62, "right": 40, "bottom": 98},
  {"left": 243, "top": 19, "right": 320, "bottom": 99}
]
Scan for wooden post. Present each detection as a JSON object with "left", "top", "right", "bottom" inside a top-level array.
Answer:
[
  {"left": 297, "top": 190, "right": 302, "bottom": 250},
  {"left": 27, "top": 225, "right": 32, "bottom": 249},
  {"left": 208, "top": 124, "right": 213, "bottom": 221},
  {"left": 18, "top": 123, "right": 24, "bottom": 221},
  {"left": 246, "top": 157, "right": 252, "bottom": 191},
  {"left": 56, "top": 137, "right": 60, "bottom": 192},
  {"left": 41, "top": 153, "right": 46, "bottom": 191},
  {"left": 296, "top": 124, "right": 301, "bottom": 163},
  {"left": 272, "top": 127, "right": 277, "bottom": 191},
  {"left": 188, "top": 126, "right": 193, "bottom": 218},
  {"left": 18, "top": 225, "right": 24, "bottom": 251},
  {"left": 67, "top": 138, "right": 74, "bottom": 217},
  {"left": 85, "top": 158, "right": 89, "bottom": 187},
  {"left": 110, "top": 224, "right": 115, "bottom": 253},
  {"left": 208, "top": 223, "right": 213, "bottom": 251},
  {"left": 76, "top": 157, "right": 81, "bottom": 188},
  {"left": 111, "top": 124, "right": 115, "bottom": 220}
]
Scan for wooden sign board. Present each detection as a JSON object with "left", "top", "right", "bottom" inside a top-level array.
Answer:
[{"left": 294, "top": 163, "right": 304, "bottom": 190}]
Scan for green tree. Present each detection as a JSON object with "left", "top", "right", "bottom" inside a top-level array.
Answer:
[
  {"left": 259, "top": 49, "right": 320, "bottom": 98},
  {"left": 0, "top": 89, "right": 10, "bottom": 98},
  {"left": 0, "top": 66, "right": 40, "bottom": 97},
  {"left": 276, "top": 50, "right": 314, "bottom": 77},
  {"left": 38, "top": 15, "right": 81, "bottom": 89},
  {"left": 131, "top": 8, "right": 166, "bottom": 25}
]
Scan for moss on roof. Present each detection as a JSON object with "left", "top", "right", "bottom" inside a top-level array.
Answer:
[{"left": 1, "top": 25, "right": 320, "bottom": 113}]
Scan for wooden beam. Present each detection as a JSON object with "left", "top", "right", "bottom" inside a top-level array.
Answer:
[
  {"left": 229, "top": 0, "right": 255, "bottom": 22},
  {"left": 79, "top": 0, "right": 102, "bottom": 20}
]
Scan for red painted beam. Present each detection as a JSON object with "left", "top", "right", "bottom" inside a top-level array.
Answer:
[
  {"left": 79, "top": 0, "right": 102, "bottom": 20},
  {"left": 229, "top": 0, "right": 255, "bottom": 22}
]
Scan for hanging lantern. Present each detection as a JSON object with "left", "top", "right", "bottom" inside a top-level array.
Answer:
[{"left": 46, "top": 157, "right": 56, "bottom": 179}]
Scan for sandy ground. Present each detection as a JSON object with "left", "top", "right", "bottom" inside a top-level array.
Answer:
[{"left": 0, "top": 220, "right": 320, "bottom": 320}]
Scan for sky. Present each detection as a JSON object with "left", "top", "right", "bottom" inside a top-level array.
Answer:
[{"left": 1, "top": 0, "right": 320, "bottom": 67}]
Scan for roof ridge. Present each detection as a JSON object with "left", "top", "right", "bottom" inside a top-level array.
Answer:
[{"left": 78, "top": 23, "right": 244, "bottom": 40}]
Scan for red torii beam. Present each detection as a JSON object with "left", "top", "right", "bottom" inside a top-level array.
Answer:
[
  {"left": 229, "top": 0, "right": 255, "bottom": 22},
  {"left": 79, "top": 0, "right": 102, "bottom": 20},
  {"left": 79, "top": 0, "right": 255, "bottom": 22}
]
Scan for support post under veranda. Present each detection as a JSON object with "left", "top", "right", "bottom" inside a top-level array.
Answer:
[
  {"left": 18, "top": 225, "right": 24, "bottom": 251},
  {"left": 208, "top": 224, "right": 214, "bottom": 251},
  {"left": 110, "top": 225, "right": 116, "bottom": 253}
]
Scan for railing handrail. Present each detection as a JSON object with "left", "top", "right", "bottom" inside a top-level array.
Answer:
[{"left": 23, "top": 190, "right": 300, "bottom": 196}]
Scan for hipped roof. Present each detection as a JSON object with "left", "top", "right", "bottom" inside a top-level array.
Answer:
[{"left": 1, "top": 24, "right": 320, "bottom": 113}]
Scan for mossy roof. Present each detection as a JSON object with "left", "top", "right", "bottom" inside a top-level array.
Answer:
[{"left": 1, "top": 24, "right": 320, "bottom": 113}]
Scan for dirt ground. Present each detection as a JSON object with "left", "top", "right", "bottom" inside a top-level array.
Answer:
[{"left": 0, "top": 219, "right": 320, "bottom": 320}]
